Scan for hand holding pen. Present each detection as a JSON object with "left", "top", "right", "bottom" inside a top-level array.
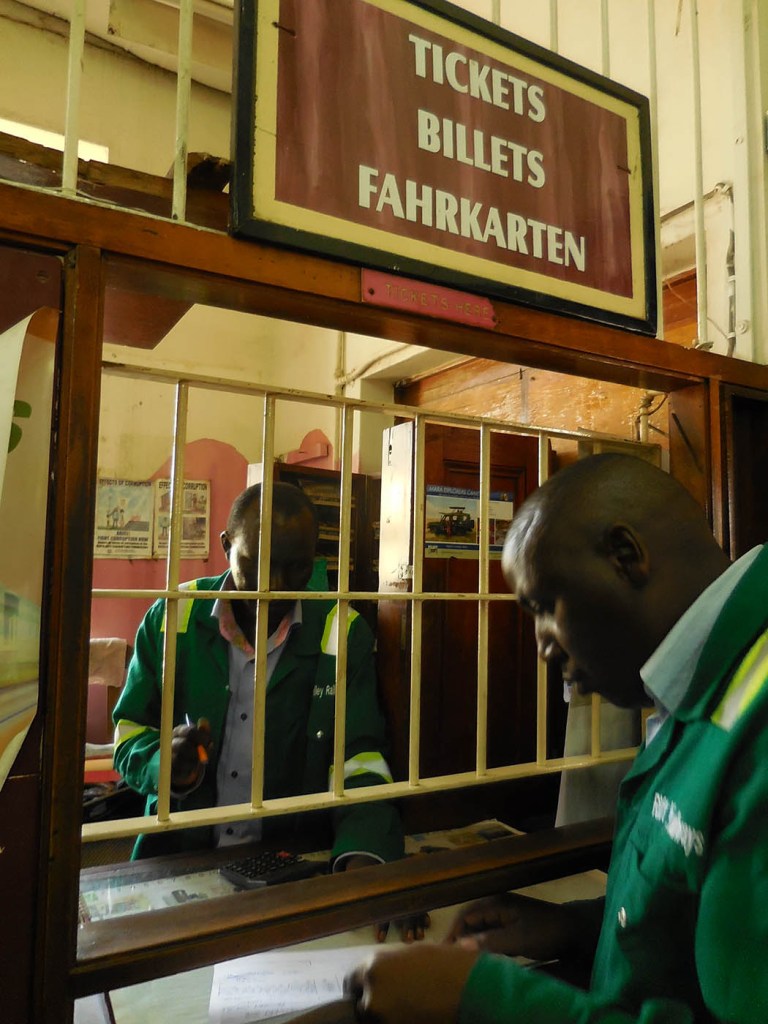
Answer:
[
  {"left": 185, "top": 713, "right": 210, "bottom": 765},
  {"left": 170, "top": 715, "right": 212, "bottom": 790}
]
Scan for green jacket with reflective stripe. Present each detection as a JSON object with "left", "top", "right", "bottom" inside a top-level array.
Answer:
[
  {"left": 112, "top": 572, "right": 403, "bottom": 863},
  {"left": 459, "top": 545, "right": 768, "bottom": 1024}
]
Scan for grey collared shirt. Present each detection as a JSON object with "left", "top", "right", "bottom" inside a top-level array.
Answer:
[
  {"left": 641, "top": 546, "right": 762, "bottom": 744},
  {"left": 211, "top": 600, "right": 302, "bottom": 847}
]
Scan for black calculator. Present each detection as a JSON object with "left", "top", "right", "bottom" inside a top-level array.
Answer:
[{"left": 220, "top": 850, "right": 320, "bottom": 889}]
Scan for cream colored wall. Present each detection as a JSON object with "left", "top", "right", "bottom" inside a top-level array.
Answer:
[
  {"left": 0, "top": 7, "right": 229, "bottom": 175},
  {"left": 101, "top": 307, "right": 346, "bottom": 476},
  {"left": 742, "top": 0, "right": 768, "bottom": 363},
  {"left": 437, "top": 0, "right": 740, "bottom": 215},
  {"left": 440, "top": 0, "right": 751, "bottom": 357}
]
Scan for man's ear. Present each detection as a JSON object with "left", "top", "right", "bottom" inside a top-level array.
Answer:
[
  {"left": 220, "top": 530, "right": 231, "bottom": 558},
  {"left": 606, "top": 524, "right": 649, "bottom": 587}
]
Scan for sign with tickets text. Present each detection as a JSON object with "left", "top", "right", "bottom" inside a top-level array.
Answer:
[{"left": 232, "top": 0, "right": 656, "bottom": 334}]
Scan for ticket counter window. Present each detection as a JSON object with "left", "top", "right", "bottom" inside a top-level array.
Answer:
[{"left": 79, "top": 258, "right": 656, "bottom": 958}]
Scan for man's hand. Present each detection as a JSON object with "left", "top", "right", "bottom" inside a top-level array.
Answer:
[
  {"left": 445, "top": 893, "right": 579, "bottom": 961},
  {"left": 373, "top": 911, "right": 431, "bottom": 944},
  {"left": 170, "top": 717, "right": 212, "bottom": 789},
  {"left": 344, "top": 945, "right": 478, "bottom": 1024},
  {"left": 343, "top": 855, "right": 431, "bottom": 943}
]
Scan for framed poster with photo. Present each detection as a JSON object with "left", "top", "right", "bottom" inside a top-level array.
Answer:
[
  {"left": 94, "top": 479, "right": 154, "bottom": 559},
  {"left": 153, "top": 479, "right": 211, "bottom": 559},
  {"left": 424, "top": 485, "right": 513, "bottom": 558}
]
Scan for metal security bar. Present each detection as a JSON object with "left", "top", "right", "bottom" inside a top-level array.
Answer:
[
  {"left": 82, "top": 360, "right": 653, "bottom": 845},
  {"left": 250, "top": 394, "right": 277, "bottom": 812},
  {"left": 155, "top": 382, "right": 189, "bottom": 823},
  {"left": 408, "top": 414, "right": 427, "bottom": 787}
]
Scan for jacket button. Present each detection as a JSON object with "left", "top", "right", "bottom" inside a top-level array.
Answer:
[
  {"left": 617, "top": 907, "right": 627, "bottom": 928},
  {"left": 316, "top": 730, "right": 324, "bottom": 740}
]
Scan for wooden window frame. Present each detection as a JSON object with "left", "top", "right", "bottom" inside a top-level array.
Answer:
[{"left": 1, "top": 182, "right": 765, "bottom": 1019}]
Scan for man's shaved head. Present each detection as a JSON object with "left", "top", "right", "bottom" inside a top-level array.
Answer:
[{"left": 502, "top": 454, "right": 729, "bottom": 708}]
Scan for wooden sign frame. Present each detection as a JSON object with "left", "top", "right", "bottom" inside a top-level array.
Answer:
[{"left": 232, "top": 0, "right": 657, "bottom": 335}]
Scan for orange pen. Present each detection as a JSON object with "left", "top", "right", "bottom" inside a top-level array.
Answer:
[{"left": 185, "top": 714, "right": 209, "bottom": 765}]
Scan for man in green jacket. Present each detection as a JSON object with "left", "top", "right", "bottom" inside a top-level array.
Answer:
[
  {"left": 113, "top": 482, "right": 405, "bottom": 886},
  {"left": 347, "top": 453, "right": 768, "bottom": 1022}
]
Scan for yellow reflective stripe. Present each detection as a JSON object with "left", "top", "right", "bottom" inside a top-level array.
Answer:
[
  {"left": 160, "top": 579, "right": 198, "bottom": 635},
  {"left": 320, "top": 604, "right": 360, "bottom": 656},
  {"left": 329, "top": 751, "right": 393, "bottom": 786},
  {"left": 711, "top": 629, "right": 768, "bottom": 731},
  {"left": 114, "top": 718, "right": 158, "bottom": 748}
]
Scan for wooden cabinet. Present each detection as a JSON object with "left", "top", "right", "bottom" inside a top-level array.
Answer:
[{"left": 248, "top": 462, "right": 381, "bottom": 612}]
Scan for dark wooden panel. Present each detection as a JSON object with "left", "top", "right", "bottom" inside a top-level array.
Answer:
[
  {"left": 723, "top": 388, "right": 768, "bottom": 558},
  {"left": 36, "top": 247, "right": 105, "bottom": 1024},
  {"left": 0, "top": 245, "right": 61, "bottom": 334},
  {"left": 0, "top": 773, "right": 42, "bottom": 1024},
  {"left": 7, "top": 713, "right": 42, "bottom": 780},
  {"left": 102, "top": 285, "right": 191, "bottom": 350},
  {"left": 668, "top": 384, "right": 710, "bottom": 518}
]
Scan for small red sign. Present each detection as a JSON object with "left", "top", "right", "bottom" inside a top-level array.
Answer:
[{"left": 362, "top": 269, "right": 497, "bottom": 329}]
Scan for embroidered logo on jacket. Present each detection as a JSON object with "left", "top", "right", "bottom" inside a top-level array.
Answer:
[{"left": 652, "top": 792, "right": 705, "bottom": 857}]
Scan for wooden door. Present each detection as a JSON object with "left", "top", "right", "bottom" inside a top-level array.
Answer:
[{"left": 377, "top": 422, "right": 540, "bottom": 784}]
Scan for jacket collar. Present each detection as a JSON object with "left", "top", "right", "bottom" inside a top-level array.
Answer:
[
  {"left": 264, "top": 599, "right": 329, "bottom": 691},
  {"left": 642, "top": 547, "right": 762, "bottom": 717},
  {"left": 677, "top": 544, "right": 768, "bottom": 721},
  {"left": 193, "top": 576, "right": 333, "bottom": 685},
  {"left": 620, "top": 545, "right": 768, "bottom": 787}
]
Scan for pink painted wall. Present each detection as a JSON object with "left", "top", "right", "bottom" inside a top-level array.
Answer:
[{"left": 90, "top": 439, "right": 249, "bottom": 647}]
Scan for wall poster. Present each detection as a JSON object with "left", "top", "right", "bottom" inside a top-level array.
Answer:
[
  {"left": 93, "top": 479, "right": 211, "bottom": 559},
  {"left": 233, "top": 0, "right": 656, "bottom": 333},
  {"left": 153, "top": 479, "right": 211, "bottom": 559},
  {"left": 94, "top": 479, "right": 154, "bottom": 558},
  {"left": 424, "top": 485, "right": 513, "bottom": 558}
]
